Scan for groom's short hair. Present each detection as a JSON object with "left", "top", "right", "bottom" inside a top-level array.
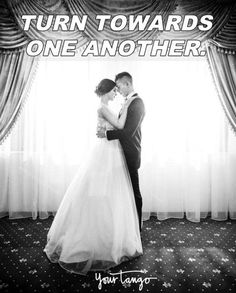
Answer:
[{"left": 115, "top": 72, "right": 133, "bottom": 84}]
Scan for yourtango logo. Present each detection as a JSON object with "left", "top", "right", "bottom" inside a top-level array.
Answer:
[{"left": 95, "top": 269, "right": 158, "bottom": 291}]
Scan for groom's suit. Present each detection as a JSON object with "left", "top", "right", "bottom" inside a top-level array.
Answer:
[{"left": 106, "top": 93, "right": 145, "bottom": 232}]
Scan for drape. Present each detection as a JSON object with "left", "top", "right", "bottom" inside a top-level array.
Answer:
[
  {"left": 0, "top": 0, "right": 38, "bottom": 145},
  {"left": 205, "top": 3, "right": 236, "bottom": 133},
  {"left": 206, "top": 44, "right": 236, "bottom": 133},
  {"left": 0, "top": 50, "right": 37, "bottom": 145}
]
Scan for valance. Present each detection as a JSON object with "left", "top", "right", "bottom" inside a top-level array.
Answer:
[
  {"left": 209, "top": 4, "right": 236, "bottom": 52},
  {"left": 0, "top": 0, "right": 28, "bottom": 50},
  {"left": 64, "top": 0, "right": 178, "bottom": 42},
  {"left": 161, "top": 0, "right": 235, "bottom": 43},
  {"left": 6, "top": 0, "right": 89, "bottom": 47},
  {"left": 0, "top": 0, "right": 235, "bottom": 52}
]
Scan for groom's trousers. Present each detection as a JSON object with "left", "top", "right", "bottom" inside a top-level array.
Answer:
[
  {"left": 106, "top": 96, "right": 145, "bottom": 233},
  {"left": 127, "top": 165, "right": 142, "bottom": 232}
]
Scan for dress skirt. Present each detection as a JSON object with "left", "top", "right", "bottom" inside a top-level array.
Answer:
[{"left": 44, "top": 138, "right": 143, "bottom": 275}]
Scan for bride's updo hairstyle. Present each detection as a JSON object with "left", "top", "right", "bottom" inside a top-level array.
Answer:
[{"left": 95, "top": 79, "right": 116, "bottom": 97}]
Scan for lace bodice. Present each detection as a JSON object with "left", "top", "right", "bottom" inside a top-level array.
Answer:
[{"left": 97, "top": 116, "right": 114, "bottom": 131}]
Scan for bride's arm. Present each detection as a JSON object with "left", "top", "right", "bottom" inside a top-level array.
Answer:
[{"left": 100, "top": 105, "right": 127, "bottom": 129}]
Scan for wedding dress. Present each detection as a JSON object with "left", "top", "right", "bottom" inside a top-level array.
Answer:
[{"left": 44, "top": 114, "right": 143, "bottom": 275}]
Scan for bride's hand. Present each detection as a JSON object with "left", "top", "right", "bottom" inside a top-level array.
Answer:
[{"left": 97, "top": 107, "right": 104, "bottom": 118}]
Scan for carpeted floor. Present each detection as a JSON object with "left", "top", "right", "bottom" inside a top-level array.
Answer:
[{"left": 0, "top": 216, "right": 236, "bottom": 293}]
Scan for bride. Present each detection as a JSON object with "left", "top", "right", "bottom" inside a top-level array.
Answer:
[{"left": 44, "top": 78, "right": 143, "bottom": 275}]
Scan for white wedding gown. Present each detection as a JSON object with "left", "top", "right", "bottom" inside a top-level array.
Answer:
[{"left": 44, "top": 115, "right": 143, "bottom": 275}]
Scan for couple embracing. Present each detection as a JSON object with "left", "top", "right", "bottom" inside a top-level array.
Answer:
[{"left": 44, "top": 72, "right": 145, "bottom": 275}]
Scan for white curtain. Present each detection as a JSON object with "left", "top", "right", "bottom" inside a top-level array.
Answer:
[{"left": 0, "top": 55, "right": 236, "bottom": 222}]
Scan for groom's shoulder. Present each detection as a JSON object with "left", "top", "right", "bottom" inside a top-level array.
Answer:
[{"left": 130, "top": 95, "right": 144, "bottom": 108}]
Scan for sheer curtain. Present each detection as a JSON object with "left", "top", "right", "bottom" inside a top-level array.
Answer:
[
  {"left": 0, "top": 56, "right": 236, "bottom": 222},
  {"left": 140, "top": 59, "right": 236, "bottom": 221}
]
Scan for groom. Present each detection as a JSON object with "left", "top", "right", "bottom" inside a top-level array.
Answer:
[{"left": 97, "top": 72, "right": 145, "bottom": 233}]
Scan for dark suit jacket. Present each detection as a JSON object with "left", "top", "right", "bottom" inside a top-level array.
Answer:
[{"left": 106, "top": 95, "right": 145, "bottom": 169}]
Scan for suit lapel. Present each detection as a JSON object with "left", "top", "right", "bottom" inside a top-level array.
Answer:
[{"left": 127, "top": 93, "right": 138, "bottom": 106}]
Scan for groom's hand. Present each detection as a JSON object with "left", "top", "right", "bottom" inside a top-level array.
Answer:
[{"left": 96, "top": 128, "right": 106, "bottom": 138}]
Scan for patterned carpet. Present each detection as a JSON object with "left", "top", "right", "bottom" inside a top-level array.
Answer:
[{"left": 0, "top": 216, "right": 236, "bottom": 293}]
